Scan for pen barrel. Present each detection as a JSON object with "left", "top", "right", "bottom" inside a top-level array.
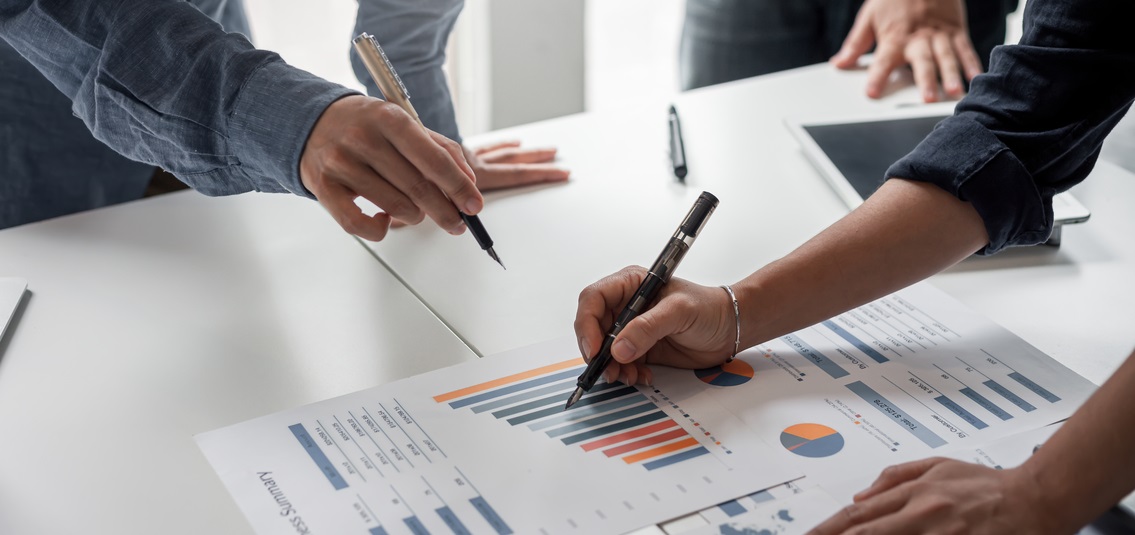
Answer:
[
  {"left": 353, "top": 33, "right": 421, "bottom": 124},
  {"left": 462, "top": 213, "right": 493, "bottom": 250}
]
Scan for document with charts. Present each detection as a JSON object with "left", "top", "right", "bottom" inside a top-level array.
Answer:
[{"left": 196, "top": 339, "right": 801, "bottom": 535}]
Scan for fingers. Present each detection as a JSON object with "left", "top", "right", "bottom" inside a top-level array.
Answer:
[
  {"left": 864, "top": 40, "right": 905, "bottom": 99},
  {"left": 474, "top": 164, "right": 571, "bottom": 192},
  {"left": 479, "top": 146, "right": 559, "bottom": 165},
  {"left": 321, "top": 183, "right": 393, "bottom": 242},
  {"left": 932, "top": 32, "right": 963, "bottom": 98},
  {"left": 430, "top": 130, "right": 477, "bottom": 184},
  {"left": 905, "top": 36, "right": 939, "bottom": 102},
  {"left": 610, "top": 296, "right": 693, "bottom": 364},
  {"left": 474, "top": 140, "right": 522, "bottom": 156},
  {"left": 855, "top": 457, "right": 945, "bottom": 501},
  {"left": 379, "top": 104, "right": 484, "bottom": 216},
  {"left": 808, "top": 483, "right": 912, "bottom": 535},
  {"left": 576, "top": 267, "right": 648, "bottom": 364},
  {"left": 831, "top": 8, "right": 877, "bottom": 69},
  {"left": 953, "top": 33, "right": 984, "bottom": 81}
]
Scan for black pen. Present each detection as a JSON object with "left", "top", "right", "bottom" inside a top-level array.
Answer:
[
  {"left": 565, "top": 192, "right": 719, "bottom": 409},
  {"left": 668, "top": 105, "right": 688, "bottom": 182},
  {"left": 353, "top": 33, "right": 504, "bottom": 269}
]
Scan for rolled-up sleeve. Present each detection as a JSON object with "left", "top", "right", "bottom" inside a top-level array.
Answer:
[
  {"left": 353, "top": 0, "right": 463, "bottom": 142},
  {"left": 886, "top": 0, "right": 1135, "bottom": 254},
  {"left": 0, "top": 0, "right": 357, "bottom": 198}
]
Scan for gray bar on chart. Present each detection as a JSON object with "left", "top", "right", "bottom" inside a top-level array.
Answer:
[
  {"left": 470, "top": 497, "right": 514, "bottom": 535},
  {"left": 783, "top": 334, "right": 850, "bottom": 379},
  {"left": 546, "top": 402, "right": 657, "bottom": 437},
  {"left": 528, "top": 393, "right": 650, "bottom": 431},
  {"left": 369, "top": 527, "right": 389, "bottom": 535},
  {"left": 983, "top": 379, "right": 1036, "bottom": 412},
  {"left": 1008, "top": 372, "right": 1061, "bottom": 403},
  {"left": 435, "top": 506, "right": 471, "bottom": 535},
  {"left": 934, "top": 395, "right": 988, "bottom": 430},
  {"left": 288, "top": 424, "right": 349, "bottom": 490},
  {"left": 846, "top": 381, "right": 947, "bottom": 448},
  {"left": 718, "top": 500, "right": 747, "bottom": 517},
  {"left": 959, "top": 387, "right": 1013, "bottom": 421},
  {"left": 471, "top": 381, "right": 575, "bottom": 413},
  {"left": 403, "top": 516, "right": 430, "bottom": 535},
  {"left": 491, "top": 392, "right": 574, "bottom": 419},
  {"left": 822, "top": 320, "right": 889, "bottom": 363},
  {"left": 560, "top": 411, "right": 669, "bottom": 445},
  {"left": 507, "top": 386, "right": 639, "bottom": 426},
  {"left": 448, "top": 368, "right": 580, "bottom": 409}
]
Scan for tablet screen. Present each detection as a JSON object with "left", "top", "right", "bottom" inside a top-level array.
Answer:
[{"left": 802, "top": 115, "right": 947, "bottom": 200}]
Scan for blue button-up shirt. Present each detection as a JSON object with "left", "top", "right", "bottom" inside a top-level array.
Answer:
[{"left": 887, "top": 0, "right": 1135, "bottom": 254}]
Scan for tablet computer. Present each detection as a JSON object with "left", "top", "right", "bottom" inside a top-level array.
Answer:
[{"left": 785, "top": 105, "right": 1091, "bottom": 232}]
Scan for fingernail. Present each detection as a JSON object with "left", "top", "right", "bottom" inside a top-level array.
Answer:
[
  {"left": 579, "top": 337, "right": 591, "bottom": 359},
  {"left": 448, "top": 222, "right": 466, "bottom": 235},
  {"left": 643, "top": 371, "right": 653, "bottom": 387},
  {"left": 604, "top": 368, "right": 617, "bottom": 383},
  {"left": 612, "top": 339, "right": 636, "bottom": 361},
  {"left": 464, "top": 198, "right": 482, "bottom": 215}
]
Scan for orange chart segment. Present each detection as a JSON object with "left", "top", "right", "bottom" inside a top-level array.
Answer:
[
  {"left": 780, "top": 423, "right": 845, "bottom": 458},
  {"left": 433, "top": 358, "right": 582, "bottom": 403}
]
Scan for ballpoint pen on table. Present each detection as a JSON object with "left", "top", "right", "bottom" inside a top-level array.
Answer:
[
  {"left": 565, "top": 192, "right": 720, "bottom": 409},
  {"left": 668, "top": 105, "right": 688, "bottom": 182},
  {"left": 352, "top": 32, "right": 505, "bottom": 269}
]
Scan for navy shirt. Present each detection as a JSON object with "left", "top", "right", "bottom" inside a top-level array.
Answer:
[{"left": 887, "top": 0, "right": 1135, "bottom": 254}]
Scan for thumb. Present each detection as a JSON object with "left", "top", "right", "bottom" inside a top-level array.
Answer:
[{"left": 610, "top": 298, "right": 689, "bottom": 364}]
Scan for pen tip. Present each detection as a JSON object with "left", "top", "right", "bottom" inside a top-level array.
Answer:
[
  {"left": 487, "top": 247, "right": 505, "bottom": 270},
  {"left": 564, "top": 387, "right": 584, "bottom": 410}
]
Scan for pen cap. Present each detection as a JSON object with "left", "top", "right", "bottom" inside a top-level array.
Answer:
[{"left": 678, "top": 192, "right": 719, "bottom": 239}]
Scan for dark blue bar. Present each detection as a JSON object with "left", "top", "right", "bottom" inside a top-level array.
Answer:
[
  {"left": 288, "top": 424, "right": 348, "bottom": 490},
  {"left": 845, "top": 381, "right": 947, "bottom": 448},
  {"left": 822, "top": 320, "right": 889, "bottom": 363},
  {"left": 718, "top": 500, "right": 747, "bottom": 517},
  {"left": 470, "top": 497, "right": 514, "bottom": 535},
  {"left": 1008, "top": 372, "right": 1061, "bottom": 403},
  {"left": 782, "top": 334, "right": 850, "bottom": 379},
  {"left": 529, "top": 393, "right": 649, "bottom": 431},
  {"left": 747, "top": 489, "right": 775, "bottom": 504},
  {"left": 643, "top": 446, "right": 710, "bottom": 470},
  {"left": 435, "top": 506, "right": 471, "bottom": 535},
  {"left": 471, "top": 382, "right": 575, "bottom": 413},
  {"left": 934, "top": 395, "right": 988, "bottom": 430},
  {"left": 546, "top": 402, "right": 656, "bottom": 438},
  {"left": 959, "top": 387, "right": 1013, "bottom": 421},
  {"left": 561, "top": 411, "right": 669, "bottom": 445},
  {"left": 448, "top": 368, "right": 581, "bottom": 408},
  {"left": 507, "top": 385, "right": 639, "bottom": 426},
  {"left": 403, "top": 516, "right": 430, "bottom": 535},
  {"left": 491, "top": 391, "right": 575, "bottom": 418},
  {"left": 983, "top": 379, "right": 1036, "bottom": 412},
  {"left": 369, "top": 527, "right": 389, "bottom": 535}
]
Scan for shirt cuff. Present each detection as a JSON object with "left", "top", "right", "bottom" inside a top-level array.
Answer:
[
  {"left": 228, "top": 60, "right": 360, "bottom": 198},
  {"left": 886, "top": 114, "right": 1054, "bottom": 255}
]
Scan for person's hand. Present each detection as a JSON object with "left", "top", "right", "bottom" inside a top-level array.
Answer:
[
  {"left": 464, "top": 141, "right": 570, "bottom": 191},
  {"left": 808, "top": 458, "right": 1053, "bottom": 535},
  {"left": 299, "top": 95, "right": 482, "bottom": 241},
  {"left": 574, "top": 266, "right": 736, "bottom": 386},
  {"left": 829, "top": 0, "right": 984, "bottom": 102}
]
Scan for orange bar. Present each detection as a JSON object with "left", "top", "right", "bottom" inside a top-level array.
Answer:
[
  {"left": 603, "top": 428, "right": 688, "bottom": 457},
  {"left": 579, "top": 419, "right": 678, "bottom": 452},
  {"left": 432, "top": 358, "right": 582, "bottom": 403},
  {"left": 623, "top": 437, "right": 700, "bottom": 464}
]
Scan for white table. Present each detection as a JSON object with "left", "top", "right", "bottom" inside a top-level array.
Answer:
[
  {"left": 363, "top": 63, "right": 1135, "bottom": 386},
  {"left": 0, "top": 192, "right": 478, "bottom": 534}
]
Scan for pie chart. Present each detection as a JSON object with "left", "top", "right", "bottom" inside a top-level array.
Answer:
[
  {"left": 695, "top": 359, "right": 754, "bottom": 387},
  {"left": 780, "top": 423, "right": 845, "bottom": 458}
]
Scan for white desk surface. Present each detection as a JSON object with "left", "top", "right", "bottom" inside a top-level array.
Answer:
[
  {"left": 0, "top": 192, "right": 478, "bottom": 534},
  {"left": 364, "top": 63, "right": 1135, "bottom": 386}
]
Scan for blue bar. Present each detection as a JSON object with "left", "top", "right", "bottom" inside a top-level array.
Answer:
[
  {"left": 471, "top": 381, "right": 575, "bottom": 413},
  {"left": 288, "top": 424, "right": 348, "bottom": 490},
  {"left": 959, "top": 387, "right": 1013, "bottom": 421},
  {"left": 718, "top": 500, "right": 747, "bottom": 517},
  {"left": 845, "top": 381, "right": 947, "bottom": 448},
  {"left": 643, "top": 446, "right": 710, "bottom": 470},
  {"left": 822, "top": 320, "right": 889, "bottom": 363},
  {"left": 470, "top": 497, "right": 514, "bottom": 535},
  {"left": 934, "top": 395, "right": 988, "bottom": 430},
  {"left": 490, "top": 391, "right": 575, "bottom": 418},
  {"left": 1008, "top": 372, "right": 1061, "bottom": 403},
  {"left": 546, "top": 402, "right": 656, "bottom": 437},
  {"left": 369, "top": 527, "right": 389, "bottom": 535},
  {"left": 747, "top": 489, "right": 775, "bottom": 504},
  {"left": 435, "top": 506, "right": 471, "bottom": 535},
  {"left": 561, "top": 411, "right": 669, "bottom": 445},
  {"left": 983, "top": 379, "right": 1036, "bottom": 412},
  {"left": 529, "top": 393, "right": 650, "bottom": 431},
  {"left": 507, "top": 386, "right": 639, "bottom": 426},
  {"left": 403, "top": 516, "right": 430, "bottom": 535},
  {"left": 448, "top": 368, "right": 581, "bottom": 408},
  {"left": 782, "top": 334, "right": 850, "bottom": 379}
]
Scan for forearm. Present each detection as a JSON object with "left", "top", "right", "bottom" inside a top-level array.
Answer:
[
  {"left": 353, "top": 0, "right": 463, "bottom": 141},
  {"left": 1022, "top": 351, "right": 1135, "bottom": 532},
  {"left": 734, "top": 178, "right": 988, "bottom": 347}
]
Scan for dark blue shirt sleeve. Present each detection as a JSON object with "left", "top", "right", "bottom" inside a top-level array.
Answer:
[
  {"left": 352, "top": 0, "right": 463, "bottom": 143},
  {"left": 886, "top": 0, "right": 1135, "bottom": 254},
  {"left": 0, "top": 0, "right": 358, "bottom": 198}
]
